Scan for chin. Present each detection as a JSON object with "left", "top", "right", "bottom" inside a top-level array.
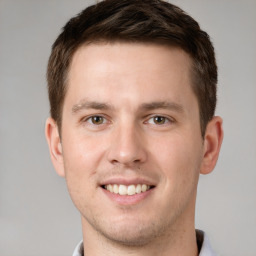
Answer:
[
  {"left": 93, "top": 216, "right": 168, "bottom": 247},
  {"left": 101, "top": 228, "right": 156, "bottom": 247}
]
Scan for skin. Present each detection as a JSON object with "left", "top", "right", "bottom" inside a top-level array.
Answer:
[{"left": 46, "top": 42, "right": 223, "bottom": 256}]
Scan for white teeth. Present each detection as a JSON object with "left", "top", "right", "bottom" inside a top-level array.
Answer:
[
  {"left": 105, "top": 184, "right": 151, "bottom": 196},
  {"left": 127, "top": 185, "right": 136, "bottom": 195},
  {"left": 113, "top": 184, "right": 119, "bottom": 194},
  {"left": 107, "top": 184, "right": 113, "bottom": 193},
  {"left": 119, "top": 185, "right": 127, "bottom": 195},
  {"left": 135, "top": 184, "right": 142, "bottom": 194},
  {"left": 141, "top": 184, "right": 147, "bottom": 192}
]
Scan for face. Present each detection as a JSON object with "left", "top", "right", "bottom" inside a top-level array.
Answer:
[{"left": 46, "top": 42, "right": 222, "bottom": 246}]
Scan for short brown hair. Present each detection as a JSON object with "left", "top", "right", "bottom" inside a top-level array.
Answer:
[{"left": 47, "top": 0, "right": 217, "bottom": 137}]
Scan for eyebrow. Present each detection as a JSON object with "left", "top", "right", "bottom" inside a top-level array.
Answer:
[
  {"left": 71, "top": 100, "right": 184, "bottom": 114},
  {"left": 72, "top": 101, "right": 114, "bottom": 114},
  {"left": 140, "top": 101, "right": 184, "bottom": 113}
]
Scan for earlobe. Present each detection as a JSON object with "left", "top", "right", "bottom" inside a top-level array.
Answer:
[
  {"left": 200, "top": 116, "right": 224, "bottom": 175},
  {"left": 45, "top": 117, "right": 65, "bottom": 177}
]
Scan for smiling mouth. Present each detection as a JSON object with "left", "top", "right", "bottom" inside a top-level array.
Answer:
[{"left": 102, "top": 184, "right": 154, "bottom": 196}]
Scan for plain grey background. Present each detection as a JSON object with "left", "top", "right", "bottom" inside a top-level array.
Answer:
[{"left": 0, "top": 0, "right": 255, "bottom": 255}]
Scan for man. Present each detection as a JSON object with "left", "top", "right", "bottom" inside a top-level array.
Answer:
[{"left": 45, "top": 0, "right": 223, "bottom": 255}]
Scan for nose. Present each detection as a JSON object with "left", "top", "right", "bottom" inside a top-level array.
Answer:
[{"left": 107, "top": 123, "right": 147, "bottom": 167}]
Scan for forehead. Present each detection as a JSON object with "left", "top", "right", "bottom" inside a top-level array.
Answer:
[
  {"left": 70, "top": 41, "right": 192, "bottom": 73},
  {"left": 65, "top": 42, "right": 196, "bottom": 110}
]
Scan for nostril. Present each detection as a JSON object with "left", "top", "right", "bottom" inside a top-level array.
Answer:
[{"left": 111, "top": 159, "right": 119, "bottom": 164}]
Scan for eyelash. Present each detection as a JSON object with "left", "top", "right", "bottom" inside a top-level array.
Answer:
[
  {"left": 82, "top": 115, "right": 174, "bottom": 127},
  {"left": 147, "top": 116, "right": 171, "bottom": 125},
  {"left": 84, "top": 115, "right": 109, "bottom": 125},
  {"left": 146, "top": 115, "right": 173, "bottom": 125}
]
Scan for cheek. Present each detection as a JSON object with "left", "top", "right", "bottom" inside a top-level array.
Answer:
[
  {"left": 61, "top": 133, "right": 106, "bottom": 200},
  {"left": 62, "top": 133, "right": 105, "bottom": 174},
  {"left": 152, "top": 135, "right": 203, "bottom": 187},
  {"left": 62, "top": 137, "right": 104, "bottom": 215}
]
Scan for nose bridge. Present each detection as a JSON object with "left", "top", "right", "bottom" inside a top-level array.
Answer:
[{"left": 107, "top": 119, "right": 146, "bottom": 165}]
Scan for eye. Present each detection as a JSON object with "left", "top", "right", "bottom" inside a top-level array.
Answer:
[
  {"left": 87, "top": 116, "right": 106, "bottom": 125},
  {"left": 147, "top": 116, "right": 170, "bottom": 125}
]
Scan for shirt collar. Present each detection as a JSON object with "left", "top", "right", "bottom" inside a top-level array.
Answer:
[
  {"left": 72, "top": 230, "right": 217, "bottom": 256},
  {"left": 72, "top": 240, "right": 83, "bottom": 256},
  {"left": 197, "top": 230, "right": 217, "bottom": 256}
]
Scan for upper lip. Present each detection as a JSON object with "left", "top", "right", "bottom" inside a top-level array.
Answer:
[{"left": 99, "top": 177, "right": 157, "bottom": 187}]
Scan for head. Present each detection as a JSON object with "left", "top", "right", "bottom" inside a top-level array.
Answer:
[
  {"left": 45, "top": 0, "right": 223, "bottom": 249},
  {"left": 47, "top": 0, "right": 217, "bottom": 138}
]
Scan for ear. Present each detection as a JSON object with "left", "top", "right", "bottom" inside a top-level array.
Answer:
[
  {"left": 200, "top": 116, "right": 224, "bottom": 175},
  {"left": 45, "top": 117, "right": 65, "bottom": 177}
]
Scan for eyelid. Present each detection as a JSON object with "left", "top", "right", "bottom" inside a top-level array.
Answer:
[
  {"left": 144, "top": 115, "right": 175, "bottom": 125},
  {"left": 88, "top": 116, "right": 106, "bottom": 124},
  {"left": 80, "top": 114, "right": 175, "bottom": 126},
  {"left": 81, "top": 114, "right": 110, "bottom": 125}
]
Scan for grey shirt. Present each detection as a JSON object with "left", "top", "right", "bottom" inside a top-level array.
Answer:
[{"left": 72, "top": 230, "right": 217, "bottom": 256}]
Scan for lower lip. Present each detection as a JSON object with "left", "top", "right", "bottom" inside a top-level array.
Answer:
[{"left": 101, "top": 187, "right": 154, "bottom": 205}]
